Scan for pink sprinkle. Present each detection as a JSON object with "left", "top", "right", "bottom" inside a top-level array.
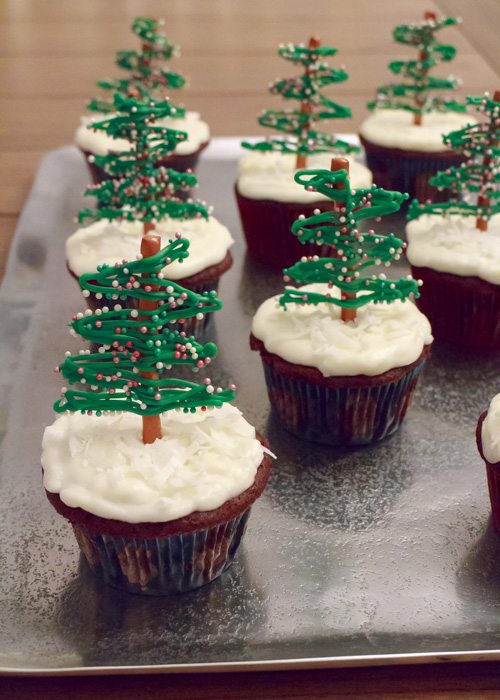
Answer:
[{"left": 78, "top": 368, "right": 84, "bottom": 374}]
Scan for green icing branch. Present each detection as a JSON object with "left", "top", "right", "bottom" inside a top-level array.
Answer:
[
  {"left": 242, "top": 38, "right": 359, "bottom": 163},
  {"left": 407, "top": 93, "right": 500, "bottom": 230},
  {"left": 368, "top": 14, "right": 466, "bottom": 120},
  {"left": 281, "top": 164, "right": 420, "bottom": 318},
  {"left": 54, "top": 237, "right": 234, "bottom": 417}
]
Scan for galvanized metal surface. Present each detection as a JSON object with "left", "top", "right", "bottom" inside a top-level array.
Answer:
[{"left": 0, "top": 141, "right": 499, "bottom": 674}]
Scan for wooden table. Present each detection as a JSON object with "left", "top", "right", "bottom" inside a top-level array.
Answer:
[{"left": 1, "top": 0, "right": 499, "bottom": 697}]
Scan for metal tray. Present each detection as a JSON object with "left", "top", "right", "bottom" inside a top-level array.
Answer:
[{"left": 1, "top": 139, "right": 499, "bottom": 675}]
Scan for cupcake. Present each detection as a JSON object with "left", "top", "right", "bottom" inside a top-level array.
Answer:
[
  {"left": 406, "top": 93, "right": 500, "bottom": 350},
  {"left": 250, "top": 159, "right": 432, "bottom": 446},
  {"left": 67, "top": 216, "right": 234, "bottom": 334},
  {"left": 235, "top": 38, "right": 371, "bottom": 269},
  {"left": 77, "top": 17, "right": 209, "bottom": 182},
  {"left": 476, "top": 394, "right": 500, "bottom": 534},
  {"left": 73, "top": 93, "right": 231, "bottom": 335},
  {"left": 43, "top": 234, "right": 272, "bottom": 595},
  {"left": 42, "top": 406, "right": 272, "bottom": 595},
  {"left": 77, "top": 110, "right": 209, "bottom": 183},
  {"left": 359, "top": 13, "right": 476, "bottom": 201}
]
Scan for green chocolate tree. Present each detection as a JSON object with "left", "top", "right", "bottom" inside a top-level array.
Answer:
[
  {"left": 242, "top": 37, "right": 359, "bottom": 169},
  {"left": 55, "top": 234, "right": 235, "bottom": 444},
  {"left": 367, "top": 11, "right": 466, "bottom": 126},
  {"left": 90, "top": 16, "right": 186, "bottom": 115},
  {"left": 79, "top": 93, "right": 209, "bottom": 230},
  {"left": 281, "top": 158, "right": 419, "bottom": 323},
  {"left": 408, "top": 92, "right": 500, "bottom": 231}
]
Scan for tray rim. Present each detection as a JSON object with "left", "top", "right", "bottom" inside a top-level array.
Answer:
[
  {"left": 1, "top": 141, "right": 499, "bottom": 678},
  {"left": 2, "top": 648, "right": 500, "bottom": 676}
]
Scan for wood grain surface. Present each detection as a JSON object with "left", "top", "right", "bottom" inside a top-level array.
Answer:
[{"left": 1, "top": 0, "right": 499, "bottom": 697}]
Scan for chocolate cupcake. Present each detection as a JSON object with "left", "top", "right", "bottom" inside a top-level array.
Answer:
[
  {"left": 42, "top": 406, "right": 272, "bottom": 595},
  {"left": 250, "top": 160, "right": 433, "bottom": 447},
  {"left": 77, "top": 17, "right": 210, "bottom": 182},
  {"left": 476, "top": 394, "right": 500, "bottom": 534},
  {"left": 406, "top": 215, "right": 500, "bottom": 350},
  {"left": 235, "top": 151, "right": 372, "bottom": 269},
  {"left": 235, "top": 38, "right": 371, "bottom": 270},
  {"left": 251, "top": 284, "right": 432, "bottom": 446},
  {"left": 360, "top": 13, "right": 476, "bottom": 201},
  {"left": 405, "top": 93, "right": 500, "bottom": 351},
  {"left": 77, "top": 110, "right": 209, "bottom": 184},
  {"left": 66, "top": 216, "right": 234, "bottom": 335}
]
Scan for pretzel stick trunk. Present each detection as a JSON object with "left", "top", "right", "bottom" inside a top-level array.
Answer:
[
  {"left": 414, "top": 11, "right": 437, "bottom": 126},
  {"left": 139, "top": 233, "right": 162, "bottom": 444},
  {"left": 331, "top": 158, "right": 357, "bottom": 322},
  {"left": 296, "top": 36, "right": 321, "bottom": 170},
  {"left": 476, "top": 88, "right": 500, "bottom": 231}
]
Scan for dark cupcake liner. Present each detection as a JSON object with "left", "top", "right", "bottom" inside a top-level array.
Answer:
[
  {"left": 252, "top": 337, "right": 429, "bottom": 446},
  {"left": 261, "top": 362, "right": 426, "bottom": 446},
  {"left": 360, "top": 135, "right": 466, "bottom": 202},
  {"left": 476, "top": 412, "right": 500, "bottom": 534},
  {"left": 72, "top": 508, "right": 251, "bottom": 595},
  {"left": 235, "top": 185, "right": 338, "bottom": 269},
  {"left": 411, "top": 266, "right": 500, "bottom": 350},
  {"left": 81, "top": 141, "right": 209, "bottom": 186}
]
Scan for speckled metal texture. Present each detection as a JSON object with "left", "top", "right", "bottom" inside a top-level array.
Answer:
[{"left": 0, "top": 141, "right": 499, "bottom": 674}]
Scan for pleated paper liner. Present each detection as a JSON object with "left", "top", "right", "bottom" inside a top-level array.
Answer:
[
  {"left": 476, "top": 411, "right": 500, "bottom": 534},
  {"left": 235, "top": 185, "right": 340, "bottom": 269},
  {"left": 251, "top": 334, "right": 431, "bottom": 446},
  {"left": 72, "top": 510, "right": 251, "bottom": 595},
  {"left": 359, "top": 135, "right": 467, "bottom": 203},
  {"left": 411, "top": 266, "right": 500, "bottom": 350}
]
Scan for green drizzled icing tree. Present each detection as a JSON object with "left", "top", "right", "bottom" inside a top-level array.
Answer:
[
  {"left": 90, "top": 16, "right": 186, "bottom": 115},
  {"left": 79, "top": 93, "right": 209, "bottom": 230},
  {"left": 242, "top": 37, "right": 359, "bottom": 169},
  {"left": 408, "top": 92, "right": 500, "bottom": 230},
  {"left": 55, "top": 234, "right": 235, "bottom": 444},
  {"left": 281, "top": 158, "right": 419, "bottom": 323},
  {"left": 367, "top": 11, "right": 466, "bottom": 126}
]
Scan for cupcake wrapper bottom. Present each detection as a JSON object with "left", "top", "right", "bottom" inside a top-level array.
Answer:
[
  {"left": 411, "top": 266, "right": 500, "bottom": 349},
  {"left": 72, "top": 508, "right": 251, "bottom": 595},
  {"left": 485, "top": 462, "right": 500, "bottom": 534},
  {"left": 262, "top": 361, "right": 427, "bottom": 446},
  {"left": 360, "top": 138, "right": 465, "bottom": 202},
  {"left": 235, "top": 187, "right": 337, "bottom": 269}
]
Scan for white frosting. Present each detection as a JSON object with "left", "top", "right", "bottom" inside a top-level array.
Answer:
[
  {"left": 406, "top": 214, "right": 500, "bottom": 285},
  {"left": 482, "top": 394, "right": 500, "bottom": 464},
  {"left": 237, "top": 151, "right": 372, "bottom": 202},
  {"left": 252, "top": 283, "right": 432, "bottom": 377},
  {"left": 66, "top": 216, "right": 234, "bottom": 279},
  {"left": 360, "top": 109, "right": 477, "bottom": 152},
  {"left": 42, "top": 404, "right": 265, "bottom": 523},
  {"left": 75, "top": 111, "right": 210, "bottom": 156}
]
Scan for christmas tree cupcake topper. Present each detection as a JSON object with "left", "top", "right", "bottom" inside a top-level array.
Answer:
[
  {"left": 281, "top": 158, "right": 419, "bottom": 322},
  {"left": 368, "top": 11, "right": 466, "bottom": 126},
  {"left": 91, "top": 17, "right": 186, "bottom": 114},
  {"left": 408, "top": 91, "right": 500, "bottom": 231},
  {"left": 55, "top": 232, "right": 235, "bottom": 444},
  {"left": 79, "top": 92, "right": 209, "bottom": 234},
  {"left": 242, "top": 37, "right": 359, "bottom": 170}
]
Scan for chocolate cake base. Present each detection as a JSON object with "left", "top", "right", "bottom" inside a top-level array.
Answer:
[
  {"left": 360, "top": 135, "right": 466, "bottom": 202},
  {"left": 251, "top": 333, "right": 431, "bottom": 446},
  {"left": 235, "top": 184, "right": 338, "bottom": 269},
  {"left": 411, "top": 265, "right": 500, "bottom": 350},
  {"left": 476, "top": 412, "right": 500, "bottom": 534}
]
